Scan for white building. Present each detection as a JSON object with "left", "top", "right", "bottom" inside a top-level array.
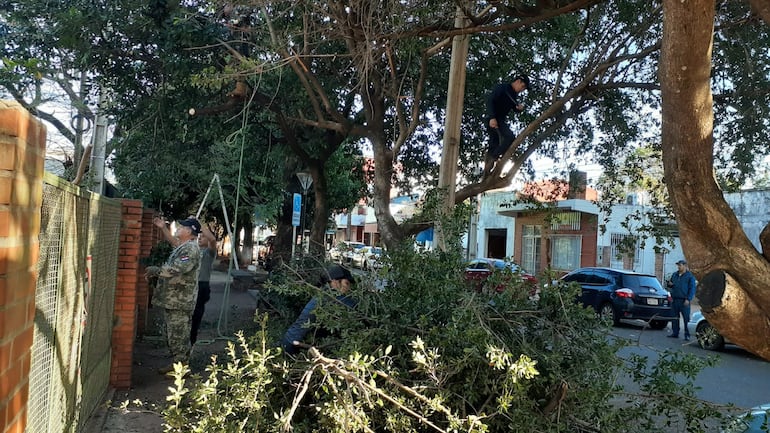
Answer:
[{"left": 470, "top": 186, "right": 770, "bottom": 282}]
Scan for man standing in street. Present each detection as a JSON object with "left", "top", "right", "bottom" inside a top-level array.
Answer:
[
  {"left": 484, "top": 74, "right": 529, "bottom": 176},
  {"left": 668, "top": 259, "right": 697, "bottom": 340},
  {"left": 191, "top": 224, "right": 217, "bottom": 345},
  {"left": 146, "top": 217, "right": 202, "bottom": 373}
]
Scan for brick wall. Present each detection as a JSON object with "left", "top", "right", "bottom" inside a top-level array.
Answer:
[
  {"left": 513, "top": 211, "right": 599, "bottom": 273},
  {"left": 0, "top": 101, "right": 46, "bottom": 433},
  {"left": 111, "top": 205, "right": 165, "bottom": 389},
  {"left": 136, "top": 209, "right": 160, "bottom": 336},
  {"left": 110, "top": 200, "right": 143, "bottom": 389}
]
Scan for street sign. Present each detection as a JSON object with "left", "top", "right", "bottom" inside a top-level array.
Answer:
[{"left": 292, "top": 193, "right": 301, "bottom": 227}]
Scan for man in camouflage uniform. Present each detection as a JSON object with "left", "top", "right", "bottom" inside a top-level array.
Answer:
[{"left": 146, "top": 217, "right": 202, "bottom": 374}]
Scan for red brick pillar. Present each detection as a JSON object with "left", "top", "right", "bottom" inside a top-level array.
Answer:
[
  {"left": 135, "top": 209, "right": 158, "bottom": 336},
  {"left": 0, "top": 101, "right": 46, "bottom": 433},
  {"left": 111, "top": 199, "right": 143, "bottom": 388}
]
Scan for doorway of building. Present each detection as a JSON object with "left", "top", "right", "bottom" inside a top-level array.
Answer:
[{"left": 485, "top": 229, "right": 507, "bottom": 258}]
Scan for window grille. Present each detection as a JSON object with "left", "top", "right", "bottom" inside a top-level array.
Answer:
[
  {"left": 521, "top": 225, "right": 542, "bottom": 273},
  {"left": 551, "top": 212, "right": 581, "bottom": 230},
  {"left": 610, "top": 233, "right": 640, "bottom": 264}
]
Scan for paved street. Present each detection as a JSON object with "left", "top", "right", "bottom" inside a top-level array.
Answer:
[{"left": 611, "top": 317, "right": 769, "bottom": 409}]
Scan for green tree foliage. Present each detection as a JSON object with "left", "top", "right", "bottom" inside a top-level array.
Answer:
[
  {"left": 5, "top": 1, "right": 769, "bottom": 251},
  {"left": 593, "top": 144, "right": 678, "bottom": 254},
  {"left": 163, "top": 246, "right": 730, "bottom": 432},
  {"left": 1, "top": 0, "right": 368, "bottom": 254}
]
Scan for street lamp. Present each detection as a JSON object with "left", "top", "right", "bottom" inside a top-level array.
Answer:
[{"left": 296, "top": 171, "right": 313, "bottom": 254}]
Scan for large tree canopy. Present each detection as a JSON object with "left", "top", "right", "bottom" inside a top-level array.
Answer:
[
  {"left": 4, "top": 0, "right": 770, "bottom": 358},
  {"left": 194, "top": 0, "right": 769, "bottom": 252},
  {"left": 5, "top": 0, "right": 769, "bottom": 247}
]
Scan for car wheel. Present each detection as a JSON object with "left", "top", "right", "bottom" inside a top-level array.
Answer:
[
  {"left": 696, "top": 321, "right": 725, "bottom": 351},
  {"left": 598, "top": 303, "right": 619, "bottom": 326},
  {"left": 649, "top": 320, "right": 668, "bottom": 330}
]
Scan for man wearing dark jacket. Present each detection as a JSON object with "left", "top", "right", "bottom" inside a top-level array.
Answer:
[
  {"left": 484, "top": 74, "right": 529, "bottom": 175},
  {"left": 668, "top": 259, "right": 697, "bottom": 340},
  {"left": 281, "top": 265, "right": 357, "bottom": 354}
]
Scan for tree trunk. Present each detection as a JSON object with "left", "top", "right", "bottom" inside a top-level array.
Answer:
[
  {"left": 660, "top": 0, "right": 770, "bottom": 359},
  {"left": 240, "top": 217, "right": 254, "bottom": 266},
  {"left": 270, "top": 196, "right": 295, "bottom": 271},
  {"left": 370, "top": 136, "right": 404, "bottom": 251},
  {"left": 309, "top": 163, "right": 329, "bottom": 258},
  {"left": 698, "top": 271, "right": 770, "bottom": 359}
]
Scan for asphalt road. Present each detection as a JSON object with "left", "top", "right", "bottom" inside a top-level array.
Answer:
[{"left": 611, "top": 318, "right": 769, "bottom": 409}]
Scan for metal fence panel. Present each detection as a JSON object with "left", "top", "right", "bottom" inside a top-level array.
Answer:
[
  {"left": 28, "top": 181, "right": 66, "bottom": 433},
  {"left": 27, "top": 174, "right": 121, "bottom": 433},
  {"left": 78, "top": 194, "right": 121, "bottom": 426}
]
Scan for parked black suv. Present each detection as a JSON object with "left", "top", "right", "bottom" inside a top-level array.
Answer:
[{"left": 561, "top": 267, "right": 675, "bottom": 328}]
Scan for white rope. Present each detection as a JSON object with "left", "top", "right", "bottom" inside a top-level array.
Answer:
[{"left": 194, "top": 90, "right": 253, "bottom": 345}]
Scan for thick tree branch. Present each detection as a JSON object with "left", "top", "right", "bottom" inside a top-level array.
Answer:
[
  {"left": 6, "top": 86, "right": 77, "bottom": 143},
  {"left": 661, "top": 0, "right": 770, "bottom": 361},
  {"left": 697, "top": 271, "right": 770, "bottom": 359},
  {"left": 747, "top": 0, "right": 770, "bottom": 24},
  {"left": 391, "top": 0, "right": 601, "bottom": 40}
]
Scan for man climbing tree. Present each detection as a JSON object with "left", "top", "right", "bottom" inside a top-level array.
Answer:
[{"left": 484, "top": 74, "right": 529, "bottom": 176}]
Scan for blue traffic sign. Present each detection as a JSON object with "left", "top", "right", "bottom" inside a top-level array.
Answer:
[{"left": 292, "top": 193, "right": 302, "bottom": 227}]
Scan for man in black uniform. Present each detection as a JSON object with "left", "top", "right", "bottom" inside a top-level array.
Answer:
[{"left": 484, "top": 74, "right": 529, "bottom": 176}]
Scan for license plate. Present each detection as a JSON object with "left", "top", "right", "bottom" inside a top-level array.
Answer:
[{"left": 646, "top": 298, "right": 659, "bottom": 305}]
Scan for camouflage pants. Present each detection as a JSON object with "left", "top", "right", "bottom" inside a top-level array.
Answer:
[{"left": 162, "top": 308, "right": 192, "bottom": 363}]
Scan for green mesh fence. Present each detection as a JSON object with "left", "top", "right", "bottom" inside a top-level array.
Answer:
[{"left": 27, "top": 173, "right": 121, "bottom": 433}]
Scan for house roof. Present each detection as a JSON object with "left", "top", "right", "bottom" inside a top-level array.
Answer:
[{"left": 497, "top": 199, "right": 600, "bottom": 218}]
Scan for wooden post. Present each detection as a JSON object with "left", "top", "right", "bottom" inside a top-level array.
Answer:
[{"left": 435, "top": 4, "right": 471, "bottom": 251}]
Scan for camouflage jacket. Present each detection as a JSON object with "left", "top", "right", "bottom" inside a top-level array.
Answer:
[{"left": 152, "top": 239, "right": 201, "bottom": 311}]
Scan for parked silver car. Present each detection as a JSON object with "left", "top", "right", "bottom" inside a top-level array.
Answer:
[
  {"left": 722, "top": 403, "right": 770, "bottom": 433},
  {"left": 328, "top": 241, "right": 365, "bottom": 263},
  {"left": 687, "top": 310, "right": 730, "bottom": 351},
  {"left": 351, "top": 246, "right": 383, "bottom": 270}
]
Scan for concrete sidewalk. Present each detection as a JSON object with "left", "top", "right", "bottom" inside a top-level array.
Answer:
[{"left": 84, "top": 270, "right": 260, "bottom": 433}]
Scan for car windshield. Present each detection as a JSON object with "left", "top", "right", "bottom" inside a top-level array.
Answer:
[
  {"left": 371, "top": 247, "right": 382, "bottom": 255},
  {"left": 621, "top": 275, "right": 663, "bottom": 291},
  {"left": 491, "top": 260, "right": 522, "bottom": 272}
]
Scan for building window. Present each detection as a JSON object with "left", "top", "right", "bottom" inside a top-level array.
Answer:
[
  {"left": 521, "top": 225, "right": 542, "bottom": 273},
  {"left": 610, "top": 233, "right": 640, "bottom": 265},
  {"left": 551, "top": 235, "right": 582, "bottom": 271},
  {"left": 551, "top": 212, "right": 581, "bottom": 230}
]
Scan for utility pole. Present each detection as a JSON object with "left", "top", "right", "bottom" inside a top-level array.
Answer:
[
  {"left": 90, "top": 89, "right": 108, "bottom": 195},
  {"left": 435, "top": 4, "right": 471, "bottom": 251}
]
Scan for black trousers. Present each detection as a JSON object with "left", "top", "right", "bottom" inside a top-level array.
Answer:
[
  {"left": 486, "top": 122, "right": 515, "bottom": 158},
  {"left": 190, "top": 281, "right": 211, "bottom": 344}
]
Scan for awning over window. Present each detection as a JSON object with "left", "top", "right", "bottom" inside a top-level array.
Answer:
[{"left": 416, "top": 228, "right": 434, "bottom": 242}]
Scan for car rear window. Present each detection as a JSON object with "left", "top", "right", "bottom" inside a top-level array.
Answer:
[
  {"left": 620, "top": 275, "right": 663, "bottom": 291},
  {"left": 563, "top": 272, "right": 589, "bottom": 283}
]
